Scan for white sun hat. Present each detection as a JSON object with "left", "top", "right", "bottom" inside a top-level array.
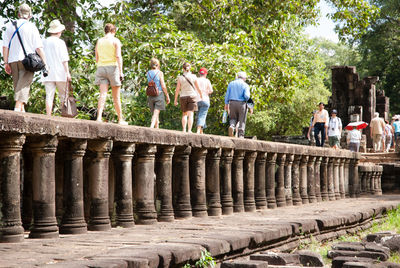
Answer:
[{"left": 48, "top": 20, "right": 66, "bottom": 33}]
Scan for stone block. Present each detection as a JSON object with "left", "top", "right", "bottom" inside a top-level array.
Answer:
[
  {"left": 166, "top": 238, "right": 230, "bottom": 257},
  {"left": 364, "top": 242, "right": 390, "bottom": 255},
  {"left": 204, "top": 233, "right": 251, "bottom": 251},
  {"left": 221, "top": 260, "right": 269, "bottom": 268},
  {"left": 151, "top": 243, "right": 205, "bottom": 265},
  {"left": 91, "top": 248, "right": 160, "bottom": 267},
  {"left": 327, "top": 250, "right": 389, "bottom": 261},
  {"left": 332, "top": 242, "right": 365, "bottom": 252},
  {"left": 297, "top": 250, "right": 324, "bottom": 267},
  {"left": 382, "top": 235, "right": 400, "bottom": 253},
  {"left": 331, "top": 256, "right": 376, "bottom": 268},
  {"left": 251, "top": 252, "right": 299, "bottom": 265},
  {"left": 42, "top": 259, "right": 129, "bottom": 268}
]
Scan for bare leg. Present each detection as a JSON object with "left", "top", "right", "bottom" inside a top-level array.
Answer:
[
  {"left": 150, "top": 109, "right": 160, "bottom": 128},
  {"left": 14, "top": 100, "right": 24, "bottom": 112},
  {"left": 46, "top": 102, "right": 53, "bottom": 116},
  {"left": 187, "top": 111, "right": 194, "bottom": 133},
  {"left": 111, "top": 85, "right": 124, "bottom": 122},
  {"left": 197, "top": 126, "right": 202, "bottom": 134},
  {"left": 182, "top": 112, "right": 188, "bottom": 132},
  {"left": 96, "top": 84, "right": 108, "bottom": 122}
]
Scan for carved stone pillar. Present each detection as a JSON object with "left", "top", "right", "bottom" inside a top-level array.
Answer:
[
  {"left": 320, "top": 157, "right": 329, "bottom": 201},
  {"left": 365, "top": 169, "right": 372, "bottom": 194},
  {"left": 232, "top": 150, "right": 245, "bottom": 212},
  {"left": 29, "top": 136, "right": 59, "bottom": 238},
  {"left": 190, "top": 148, "right": 208, "bottom": 217},
  {"left": 22, "top": 148, "right": 33, "bottom": 231},
  {"left": 220, "top": 149, "right": 234, "bottom": 215},
  {"left": 55, "top": 146, "right": 65, "bottom": 223},
  {"left": 339, "top": 158, "right": 346, "bottom": 199},
  {"left": 243, "top": 151, "right": 257, "bottom": 212},
  {"left": 275, "top": 153, "right": 286, "bottom": 207},
  {"left": 328, "top": 158, "right": 336, "bottom": 201},
  {"left": 0, "top": 134, "right": 26, "bottom": 242},
  {"left": 206, "top": 148, "right": 222, "bottom": 216},
  {"left": 358, "top": 167, "right": 366, "bottom": 196},
  {"left": 376, "top": 167, "right": 383, "bottom": 195},
  {"left": 333, "top": 158, "right": 341, "bottom": 200},
  {"left": 172, "top": 146, "right": 192, "bottom": 218},
  {"left": 291, "top": 155, "right": 302, "bottom": 206},
  {"left": 59, "top": 139, "right": 88, "bottom": 234},
  {"left": 314, "top": 156, "right": 322, "bottom": 202},
  {"left": 266, "top": 153, "right": 277, "bottom": 209},
  {"left": 86, "top": 140, "right": 112, "bottom": 231},
  {"left": 255, "top": 152, "right": 267, "bottom": 209},
  {"left": 344, "top": 159, "right": 350, "bottom": 197},
  {"left": 300, "top": 155, "right": 309, "bottom": 204},
  {"left": 349, "top": 158, "right": 360, "bottom": 198},
  {"left": 284, "top": 154, "right": 294, "bottom": 206},
  {"left": 156, "top": 146, "right": 175, "bottom": 222},
  {"left": 307, "top": 156, "right": 316, "bottom": 203},
  {"left": 370, "top": 170, "right": 376, "bottom": 195},
  {"left": 112, "top": 142, "right": 135, "bottom": 228},
  {"left": 135, "top": 144, "right": 157, "bottom": 224}
]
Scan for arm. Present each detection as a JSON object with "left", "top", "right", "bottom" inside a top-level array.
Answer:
[
  {"left": 208, "top": 80, "right": 213, "bottom": 94},
  {"left": 174, "top": 79, "right": 181, "bottom": 106},
  {"left": 35, "top": 47, "right": 48, "bottom": 69},
  {"left": 224, "top": 84, "right": 230, "bottom": 111},
  {"left": 95, "top": 41, "right": 99, "bottom": 63},
  {"left": 114, "top": 39, "right": 123, "bottom": 78},
  {"left": 62, "top": 61, "right": 71, "bottom": 81},
  {"left": 244, "top": 85, "right": 250, "bottom": 101},
  {"left": 2, "top": 46, "right": 11, "bottom": 75},
  {"left": 194, "top": 79, "right": 203, "bottom": 100},
  {"left": 159, "top": 72, "right": 169, "bottom": 104}
]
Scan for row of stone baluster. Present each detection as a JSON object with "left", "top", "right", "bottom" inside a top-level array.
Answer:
[
  {"left": 0, "top": 134, "right": 375, "bottom": 243},
  {"left": 359, "top": 164, "right": 383, "bottom": 196}
]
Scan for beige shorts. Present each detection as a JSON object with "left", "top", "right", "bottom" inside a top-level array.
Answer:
[
  {"left": 10, "top": 61, "right": 34, "bottom": 103},
  {"left": 95, "top": 65, "right": 121, "bottom": 87},
  {"left": 44, "top": 82, "right": 67, "bottom": 105}
]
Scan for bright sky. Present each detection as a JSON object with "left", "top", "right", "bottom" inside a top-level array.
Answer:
[{"left": 304, "top": 0, "right": 339, "bottom": 43}]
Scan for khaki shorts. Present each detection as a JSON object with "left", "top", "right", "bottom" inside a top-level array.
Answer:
[
  {"left": 148, "top": 92, "right": 166, "bottom": 113},
  {"left": 180, "top": 96, "right": 197, "bottom": 112},
  {"left": 328, "top": 135, "right": 340, "bottom": 147},
  {"left": 95, "top": 65, "right": 121, "bottom": 87},
  {"left": 10, "top": 61, "right": 34, "bottom": 103}
]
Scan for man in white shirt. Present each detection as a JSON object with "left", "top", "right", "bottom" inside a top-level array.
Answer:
[
  {"left": 2, "top": 4, "right": 47, "bottom": 112},
  {"left": 347, "top": 126, "right": 362, "bottom": 152},
  {"left": 369, "top": 112, "right": 386, "bottom": 152},
  {"left": 42, "top": 20, "right": 71, "bottom": 116},
  {"left": 328, "top": 109, "right": 342, "bottom": 149},
  {"left": 311, "top": 102, "right": 329, "bottom": 147}
]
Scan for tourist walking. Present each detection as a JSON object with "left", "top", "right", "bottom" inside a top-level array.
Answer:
[
  {"left": 328, "top": 109, "right": 342, "bottom": 149},
  {"left": 369, "top": 112, "right": 385, "bottom": 152},
  {"left": 384, "top": 120, "right": 393, "bottom": 152},
  {"left": 311, "top": 102, "right": 329, "bottom": 147},
  {"left": 347, "top": 126, "right": 361, "bottom": 152},
  {"left": 146, "top": 58, "right": 170, "bottom": 128},
  {"left": 2, "top": 4, "right": 48, "bottom": 112},
  {"left": 393, "top": 118, "right": 400, "bottom": 146},
  {"left": 174, "top": 62, "right": 203, "bottom": 133},
  {"left": 42, "top": 20, "right": 71, "bottom": 116},
  {"left": 95, "top": 23, "right": 127, "bottom": 125},
  {"left": 196, "top": 68, "right": 213, "bottom": 134},
  {"left": 224, "top": 72, "right": 250, "bottom": 138}
]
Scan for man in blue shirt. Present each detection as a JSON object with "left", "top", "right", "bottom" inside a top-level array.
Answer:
[
  {"left": 224, "top": 72, "right": 250, "bottom": 138},
  {"left": 393, "top": 118, "right": 400, "bottom": 142}
]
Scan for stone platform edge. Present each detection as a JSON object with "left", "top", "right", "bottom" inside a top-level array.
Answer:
[{"left": 43, "top": 202, "right": 400, "bottom": 268}]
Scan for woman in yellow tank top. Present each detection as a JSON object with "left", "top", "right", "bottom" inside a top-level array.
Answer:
[{"left": 94, "top": 23, "right": 127, "bottom": 125}]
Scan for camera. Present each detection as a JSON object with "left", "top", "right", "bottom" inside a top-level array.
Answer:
[{"left": 42, "top": 68, "right": 48, "bottom": 77}]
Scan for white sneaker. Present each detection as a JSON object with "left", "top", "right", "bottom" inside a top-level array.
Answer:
[{"left": 118, "top": 120, "right": 128, "bottom": 125}]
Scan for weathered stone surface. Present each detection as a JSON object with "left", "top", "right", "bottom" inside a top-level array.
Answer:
[
  {"left": 221, "top": 260, "right": 269, "bottom": 268},
  {"left": 250, "top": 252, "right": 299, "bottom": 265},
  {"left": 327, "top": 249, "right": 389, "bottom": 261},
  {"left": 166, "top": 238, "right": 231, "bottom": 257},
  {"left": 203, "top": 232, "right": 251, "bottom": 251},
  {"left": 332, "top": 242, "right": 365, "bottom": 252},
  {"left": 342, "top": 261, "right": 376, "bottom": 268},
  {"left": 90, "top": 247, "right": 160, "bottom": 267},
  {"left": 297, "top": 250, "right": 324, "bottom": 267},
  {"left": 382, "top": 235, "right": 400, "bottom": 253},
  {"left": 42, "top": 259, "right": 129, "bottom": 268},
  {"left": 331, "top": 256, "right": 376, "bottom": 268}
]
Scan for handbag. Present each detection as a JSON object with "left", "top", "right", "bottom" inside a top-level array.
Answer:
[
  {"left": 12, "top": 21, "right": 45, "bottom": 73},
  {"left": 146, "top": 71, "right": 160, "bottom": 96},
  {"left": 61, "top": 81, "right": 78, "bottom": 118}
]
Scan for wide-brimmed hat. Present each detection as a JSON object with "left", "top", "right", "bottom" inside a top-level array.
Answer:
[
  {"left": 18, "top": 4, "right": 32, "bottom": 19},
  {"left": 48, "top": 20, "right": 65, "bottom": 33},
  {"left": 199, "top": 68, "right": 208, "bottom": 75}
]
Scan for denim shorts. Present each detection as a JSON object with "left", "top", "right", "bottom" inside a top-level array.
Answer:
[{"left": 197, "top": 100, "right": 210, "bottom": 128}]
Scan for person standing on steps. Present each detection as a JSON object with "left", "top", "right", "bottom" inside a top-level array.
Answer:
[
  {"left": 328, "top": 109, "right": 342, "bottom": 149},
  {"left": 224, "top": 71, "right": 250, "bottom": 138},
  {"left": 311, "top": 102, "right": 329, "bottom": 147},
  {"left": 196, "top": 67, "right": 213, "bottom": 134},
  {"left": 146, "top": 58, "right": 170, "bottom": 128},
  {"left": 369, "top": 112, "right": 386, "bottom": 152},
  {"left": 95, "top": 23, "right": 127, "bottom": 125},
  {"left": 174, "top": 62, "right": 203, "bottom": 133},
  {"left": 2, "top": 4, "right": 48, "bottom": 112}
]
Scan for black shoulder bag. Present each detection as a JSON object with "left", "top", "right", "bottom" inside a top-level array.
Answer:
[{"left": 12, "top": 21, "right": 45, "bottom": 73}]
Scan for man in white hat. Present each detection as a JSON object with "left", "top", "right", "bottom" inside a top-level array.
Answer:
[
  {"left": 42, "top": 19, "right": 71, "bottom": 116},
  {"left": 2, "top": 4, "right": 48, "bottom": 112}
]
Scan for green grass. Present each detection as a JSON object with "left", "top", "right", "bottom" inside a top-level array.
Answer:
[{"left": 299, "top": 205, "right": 400, "bottom": 264}]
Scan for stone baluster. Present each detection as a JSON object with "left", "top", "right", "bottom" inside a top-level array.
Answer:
[
  {"left": 59, "top": 139, "right": 88, "bottom": 234},
  {"left": 349, "top": 158, "right": 360, "bottom": 198},
  {"left": 55, "top": 147, "right": 65, "bottom": 222},
  {"left": 255, "top": 152, "right": 267, "bottom": 209},
  {"left": 244, "top": 151, "right": 257, "bottom": 212},
  {"left": 108, "top": 157, "right": 115, "bottom": 226},
  {"left": 22, "top": 148, "right": 33, "bottom": 231},
  {"left": 339, "top": 158, "right": 346, "bottom": 199},
  {"left": 172, "top": 146, "right": 192, "bottom": 218},
  {"left": 284, "top": 154, "right": 294, "bottom": 206},
  {"left": 232, "top": 150, "right": 245, "bottom": 212},
  {"left": 358, "top": 166, "right": 366, "bottom": 196},
  {"left": 190, "top": 148, "right": 208, "bottom": 217},
  {"left": 155, "top": 145, "right": 175, "bottom": 222},
  {"left": 300, "top": 155, "right": 309, "bottom": 204},
  {"left": 365, "top": 168, "right": 372, "bottom": 194},
  {"left": 86, "top": 139, "right": 112, "bottom": 231},
  {"left": 307, "top": 156, "right": 316, "bottom": 203},
  {"left": 291, "top": 155, "right": 302, "bottom": 206},
  {"left": 275, "top": 153, "right": 287, "bottom": 207},
  {"left": 328, "top": 158, "right": 336, "bottom": 201},
  {"left": 314, "top": 156, "right": 322, "bottom": 202},
  {"left": 370, "top": 169, "right": 376, "bottom": 195},
  {"left": 344, "top": 159, "right": 350, "bottom": 197},
  {"left": 112, "top": 142, "right": 135, "bottom": 228},
  {"left": 206, "top": 148, "right": 222, "bottom": 216},
  {"left": 320, "top": 157, "right": 329, "bottom": 201},
  {"left": 333, "top": 158, "right": 341, "bottom": 200},
  {"left": 29, "top": 136, "right": 59, "bottom": 238},
  {"left": 0, "top": 134, "right": 26, "bottom": 242},
  {"left": 220, "top": 149, "right": 234, "bottom": 215},
  {"left": 376, "top": 166, "right": 383, "bottom": 195},
  {"left": 266, "top": 153, "right": 277, "bottom": 209},
  {"left": 135, "top": 144, "right": 157, "bottom": 224}
]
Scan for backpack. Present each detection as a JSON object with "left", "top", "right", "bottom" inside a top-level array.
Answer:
[{"left": 146, "top": 71, "right": 160, "bottom": 97}]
